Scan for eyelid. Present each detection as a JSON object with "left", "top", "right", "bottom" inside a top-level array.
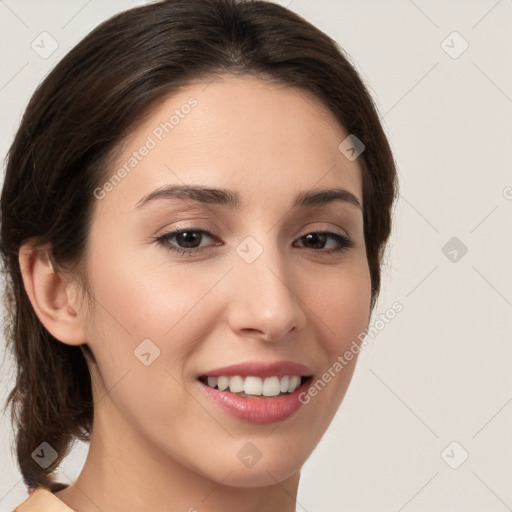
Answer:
[
  {"left": 154, "top": 220, "right": 218, "bottom": 237},
  {"left": 157, "top": 218, "right": 352, "bottom": 237},
  {"left": 299, "top": 221, "right": 351, "bottom": 239}
]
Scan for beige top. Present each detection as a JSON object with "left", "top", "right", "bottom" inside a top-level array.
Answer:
[{"left": 13, "top": 487, "right": 75, "bottom": 512}]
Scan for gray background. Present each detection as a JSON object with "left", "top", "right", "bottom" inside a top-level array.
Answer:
[{"left": 1, "top": 1, "right": 511, "bottom": 510}]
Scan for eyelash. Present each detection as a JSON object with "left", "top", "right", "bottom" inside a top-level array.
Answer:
[{"left": 153, "top": 227, "right": 355, "bottom": 257}]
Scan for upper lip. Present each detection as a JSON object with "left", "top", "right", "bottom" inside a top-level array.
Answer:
[{"left": 199, "top": 360, "right": 313, "bottom": 379}]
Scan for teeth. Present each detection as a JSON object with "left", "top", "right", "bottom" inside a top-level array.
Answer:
[
  {"left": 218, "top": 376, "right": 229, "bottom": 391},
  {"left": 244, "top": 376, "right": 262, "bottom": 395},
  {"left": 228, "top": 375, "right": 244, "bottom": 393},
  {"left": 262, "top": 376, "right": 281, "bottom": 396},
  {"left": 203, "top": 375, "right": 305, "bottom": 396},
  {"left": 289, "top": 375, "right": 301, "bottom": 391}
]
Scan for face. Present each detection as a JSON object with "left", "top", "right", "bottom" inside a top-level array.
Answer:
[{"left": 80, "top": 75, "right": 371, "bottom": 486}]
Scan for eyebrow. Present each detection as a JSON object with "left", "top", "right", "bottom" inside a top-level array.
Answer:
[{"left": 133, "top": 184, "right": 362, "bottom": 211}]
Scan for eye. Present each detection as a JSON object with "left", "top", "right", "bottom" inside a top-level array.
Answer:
[
  {"left": 154, "top": 228, "right": 220, "bottom": 256},
  {"left": 294, "top": 231, "right": 355, "bottom": 255}
]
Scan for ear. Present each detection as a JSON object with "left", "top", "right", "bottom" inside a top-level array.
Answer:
[{"left": 18, "top": 240, "right": 87, "bottom": 346}]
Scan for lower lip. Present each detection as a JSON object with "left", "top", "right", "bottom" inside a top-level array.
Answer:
[{"left": 198, "top": 378, "right": 311, "bottom": 424}]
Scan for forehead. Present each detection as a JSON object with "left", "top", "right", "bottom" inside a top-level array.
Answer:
[{"left": 97, "top": 75, "right": 363, "bottom": 215}]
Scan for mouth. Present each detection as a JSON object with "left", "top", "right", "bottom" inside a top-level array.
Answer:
[
  {"left": 197, "top": 374, "right": 313, "bottom": 399},
  {"left": 195, "top": 360, "right": 314, "bottom": 423}
]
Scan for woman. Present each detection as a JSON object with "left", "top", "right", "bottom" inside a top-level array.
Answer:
[{"left": 1, "top": 0, "right": 397, "bottom": 510}]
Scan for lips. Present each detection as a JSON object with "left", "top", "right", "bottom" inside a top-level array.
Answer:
[
  {"left": 196, "top": 360, "right": 314, "bottom": 423},
  {"left": 197, "top": 360, "right": 313, "bottom": 379}
]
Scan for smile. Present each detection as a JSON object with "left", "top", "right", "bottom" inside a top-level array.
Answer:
[
  {"left": 199, "top": 375, "right": 306, "bottom": 397},
  {"left": 196, "top": 360, "right": 314, "bottom": 424}
]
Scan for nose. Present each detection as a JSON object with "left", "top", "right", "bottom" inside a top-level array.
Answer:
[{"left": 225, "top": 242, "right": 307, "bottom": 343}]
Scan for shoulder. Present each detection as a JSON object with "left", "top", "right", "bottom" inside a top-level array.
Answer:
[{"left": 13, "top": 487, "right": 76, "bottom": 512}]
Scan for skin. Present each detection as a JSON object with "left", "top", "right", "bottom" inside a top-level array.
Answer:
[{"left": 19, "top": 75, "right": 371, "bottom": 512}]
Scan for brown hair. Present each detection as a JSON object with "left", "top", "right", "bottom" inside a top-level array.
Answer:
[{"left": 0, "top": 0, "right": 398, "bottom": 492}]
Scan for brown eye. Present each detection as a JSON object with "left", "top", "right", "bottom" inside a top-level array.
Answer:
[
  {"left": 155, "top": 228, "right": 221, "bottom": 256},
  {"left": 294, "top": 231, "right": 354, "bottom": 254}
]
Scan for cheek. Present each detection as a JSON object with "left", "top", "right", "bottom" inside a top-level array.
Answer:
[
  {"left": 331, "top": 277, "right": 371, "bottom": 343},
  {"left": 82, "top": 247, "right": 206, "bottom": 440},
  {"left": 86, "top": 238, "right": 221, "bottom": 339},
  {"left": 281, "top": 260, "right": 371, "bottom": 451},
  {"left": 307, "top": 256, "right": 372, "bottom": 357},
  {"left": 82, "top": 241, "right": 231, "bottom": 414}
]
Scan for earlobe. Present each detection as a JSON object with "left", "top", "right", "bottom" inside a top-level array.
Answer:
[{"left": 18, "top": 240, "right": 87, "bottom": 346}]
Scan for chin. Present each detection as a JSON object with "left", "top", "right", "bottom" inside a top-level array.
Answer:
[
  {"left": 219, "top": 463, "right": 303, "bottom": 488},
  {"left": 200, "top": 444, "right": 308, "bottom": 488}
]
